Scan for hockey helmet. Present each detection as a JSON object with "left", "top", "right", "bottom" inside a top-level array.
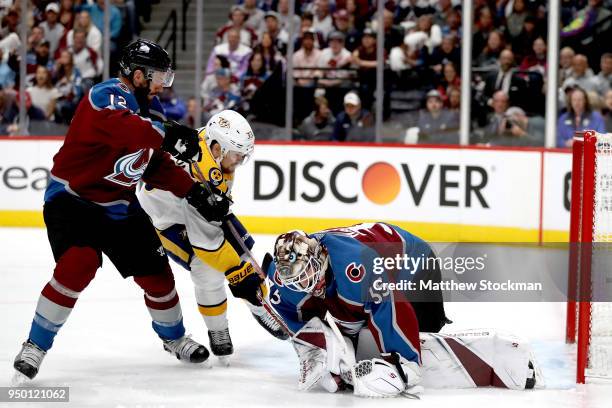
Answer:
[
  {"left": 204, "top": 110, "right": 255, "bottom": 164},
  {"left": 274, "top": 230, "right": 329, "bottom": 295},
  {"left": 119, "top": 39, "right": 174, "bottom": 87}
]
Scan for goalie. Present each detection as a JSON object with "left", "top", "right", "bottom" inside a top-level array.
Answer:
[{"left": 263, "top": 223, "right": 541, "bottom": 397}]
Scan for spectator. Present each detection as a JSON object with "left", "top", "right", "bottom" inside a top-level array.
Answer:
[
  {"left": 241, "top": 51, "right": 269, "bottom": 111},
  {"left": 562, "top": 0, "right": 612, "bottom": 38},
  {"left": 296, "top": 11, "right": 324, "bottom": 50},
  {"left": 203, "top": 68, "right": 241, "bottom": 118},
  {"left": 559, "top": 46, "right": 576, "bottom": 84},
  {"left": 345, "top": 0, "right": 367, "bottom": 31},
  {"left": 603, "top": 89, "right": 612, "bottom": 131},
  {"left": 159, "top": 87, "right": 187, "bottom": 122},
  {"left": 27, "top": 66, "right": 61, "bottom": 120},
  {"left": 434, "top": 0, "right": 454, "bottom": 29},
  {"left": 383, "top": 8, "right": 404, "bottom": 53},
  {"left": 485, "top": 49, "right": 516, "bottom": 97},
  {"left": 437, "top": 62, "right": 461, "bottom": 103},
  {"left": 40, "top": 3, "right": 65, "bottom": 56},
  {"left": 332, "top": 92, "right": 374, "bottom": 142},
  {"left": 29, "top": 40, "right": 55, "bottom": 75},
  {"left": 52, "top": 49, "right": 82, "bottom": 124},
  {"left": 511, "top": 15, "right": 541, "bottom": 62},
  {"left": 311, "top": 0, "right": 334, "bottom": 39},
  {"left": 389, "top": 35, "right": 427, "bottom": 89},
  {"left": 0, "top": 86, "right": 18, "bottom": 134},
  {"left": 474, "top": 30, "right": 505, "bottom": 69},
  {"left": 491, "top": 106, "right": 545, "bottom": 146},
  {"left": 183, "top": 97, "right": 202, "bottom": 128},
  {"left": 27, "top": 26, "right": 45, "bottom": 56},
  {"left": 560, "top": 54, "right": 598, "bottom": 101},
  {"left": 557, "top": 87, "right": 606, "bottom": 147},
  {"left": 293, "top": 29, "right": 321, "bottom": 87},
  {"left": 243, "top": 0, "right": 265, "bottom": 35},
  {"left": 201, "top": 55, "right": 231, "bottom": 102},
  {"left": 519, "top": 37, "right": 547, "bottom": 74},
  {"left": 482, "top": 90, "right": 510, "bottom": 140},
  {"left": 255, "top": 31, "right": 283, "bottom": 74},
  {"left": 297, "top": 96, "right": 336, "bottom": 140},
  {"left": 216, "top": 6, "right": 258, "bottom": 47},
  {"left": 413, "top": 89, "right": 459, "bottom": 144},
  {"left": 412, "top": 13, "right": 442, "bottom": 54},
  {"left": 277, "top": 0, "right": 300, "bottom": 32},
  {"left": 58, "top": 0, "right": 76, "bottom": 30},
  {"left": 472, "top": 7, "right": 495, "bottom": 58},
  {"left": 0, "top": 48, "right": 15, "bottom": 88},
  {"left": 352, "top": 28, "right": 378, "bottom": 109},
  {"left": 332, "top": 9, "right": 360, "bottom": 52},
  {"left": 0, "top": 9, "right": 19, "bottom": 43},
  {"left": 448, "top": 86, "right": 461, "bottom": 111},
  {"left": 593, "top": 53, "right": 612, "bottom": 96},
  {"left": 70, "top": 29, "right": 103, "bottom": 87},
  {"left": 505, "top": 0, "right": 528, "bottom": 39},
  {"left": 264, "top": 11, "right": 289, "bottom": 55},
  {"left": 81, "top": 0, "right": 122, "bottom": 50},
  {"left": 428, "top": 34, "right": 460, "bottom": 76},
  {"left": 66, "top": 10, "right": 102, "bottom": 53},
  {"left": 318, "top": 30, "right": 352, "bottom": 87},
  {"left": 206, "top": 28, "right": 252, "bottom": 78}
]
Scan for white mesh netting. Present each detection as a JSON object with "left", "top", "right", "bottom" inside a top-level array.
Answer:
[{"left": 587, "top": 132, "right": 612, "bottom": 379}]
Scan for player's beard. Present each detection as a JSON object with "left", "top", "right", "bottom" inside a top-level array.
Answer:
[{"left": 134, "top": 85, "right": 150, "bottom": 117}]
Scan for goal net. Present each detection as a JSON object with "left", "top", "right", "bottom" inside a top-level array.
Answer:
[{"left": 566, "top": 130, "right": 612, "bottom": 383}]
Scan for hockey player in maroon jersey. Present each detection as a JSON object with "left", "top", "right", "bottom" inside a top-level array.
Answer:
[{"left": 12, "top": 39, "right": 264, "bottom": 382}]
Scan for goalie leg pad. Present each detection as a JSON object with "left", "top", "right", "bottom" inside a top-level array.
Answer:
[{"left": 292, "top": 317, "right": 355, "bottom": 392}]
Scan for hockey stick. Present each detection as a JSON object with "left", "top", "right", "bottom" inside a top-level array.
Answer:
[{"left": 189, "top": 158, "right": 293, "bottom": 338}]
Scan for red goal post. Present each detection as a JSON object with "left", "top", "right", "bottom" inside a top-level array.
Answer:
[{"left": 566, "top": 130, "right": 612, "bottom": 384}]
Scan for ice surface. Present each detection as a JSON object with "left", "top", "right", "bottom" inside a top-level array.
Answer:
[{"left": 0, "top": 228, "right": 610, "bottom": 408}]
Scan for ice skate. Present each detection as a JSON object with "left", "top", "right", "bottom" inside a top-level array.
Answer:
[
  {"left": 13, "top": 340, "right": 46, "bottom": 382},
  {"left": 163, "top": 335, "right": 210, "bottom": 365},
  {"left": 208, "top": 328, "right": 233, "bottom": 366}
]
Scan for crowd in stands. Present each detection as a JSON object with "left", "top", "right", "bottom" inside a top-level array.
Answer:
[
  {"left": 192, "top": 0, "right": 611, "bottom": 146},
  {"left": 2, "top": 0, "right": 611, "bottom": 146},
  {"left": 0, "top": 0, "right": 150, "bottom": 134}
]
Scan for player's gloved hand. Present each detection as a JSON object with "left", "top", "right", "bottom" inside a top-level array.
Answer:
[
  {"left": 185, "top": 182, "right": 230, "bottom": 222},
  {"left": 225, "top": 262, "right": 264, "bottom": 306},
  {"left": 161, "top": 120, "right": 202, "bottom": 163}
]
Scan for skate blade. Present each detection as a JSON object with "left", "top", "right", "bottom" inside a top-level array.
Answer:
[
  {"left": 11, "top": 371, "right": 31, "bottom": 386},
  {"left": 216, "top": 355, "right": 231, "bottom": 367}
]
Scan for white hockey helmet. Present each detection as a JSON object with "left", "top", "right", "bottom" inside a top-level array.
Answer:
[
  {"left": 204, "top": 110, "right": 255, "bottom": 164},
  {"left": 274, "top": 230, "right": 329, "bottom": 296}
]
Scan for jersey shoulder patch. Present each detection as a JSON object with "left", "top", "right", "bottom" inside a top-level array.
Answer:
[
  {"left": 191, "top": 131, "right": 230, "bottom": 193},
  {"left": 89, "top": 78, "right": 139, "bottom": 113}
]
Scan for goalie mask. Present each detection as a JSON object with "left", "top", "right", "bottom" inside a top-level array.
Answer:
[{"left": 274, "top": 231, "right": 329, "bottom": 296}]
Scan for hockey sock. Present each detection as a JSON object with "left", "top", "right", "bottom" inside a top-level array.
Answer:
[
  {"left": 29, "top": 247, "right": 99, "bottom": 351},
  {"left": 134, "top": 266, "right": 185, "bottom": 341}
]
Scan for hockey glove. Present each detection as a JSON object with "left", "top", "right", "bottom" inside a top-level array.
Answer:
[
  {"left": 185, "top": 182, "right": 230, "bottom": 222},
  {"left": 225, "top": 261, "right": 264, "bottom": 306},
  {"left": 161, "top": 120, "right": 202, "bottom": 163}
]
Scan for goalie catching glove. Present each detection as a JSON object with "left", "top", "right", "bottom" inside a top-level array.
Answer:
[
  {"left": 161, "top": 120, "right": 202, "bottom": 163},
  {"left": 224, "top": 261, "right": 266, "bottom": 306},
  {"left": 185, "top": 182, "right": 230, "bottom": 223}
]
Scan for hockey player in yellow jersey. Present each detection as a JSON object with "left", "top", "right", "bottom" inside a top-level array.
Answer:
[{"left": 137, "top": 110, "right": 288, "bottom": 364}]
